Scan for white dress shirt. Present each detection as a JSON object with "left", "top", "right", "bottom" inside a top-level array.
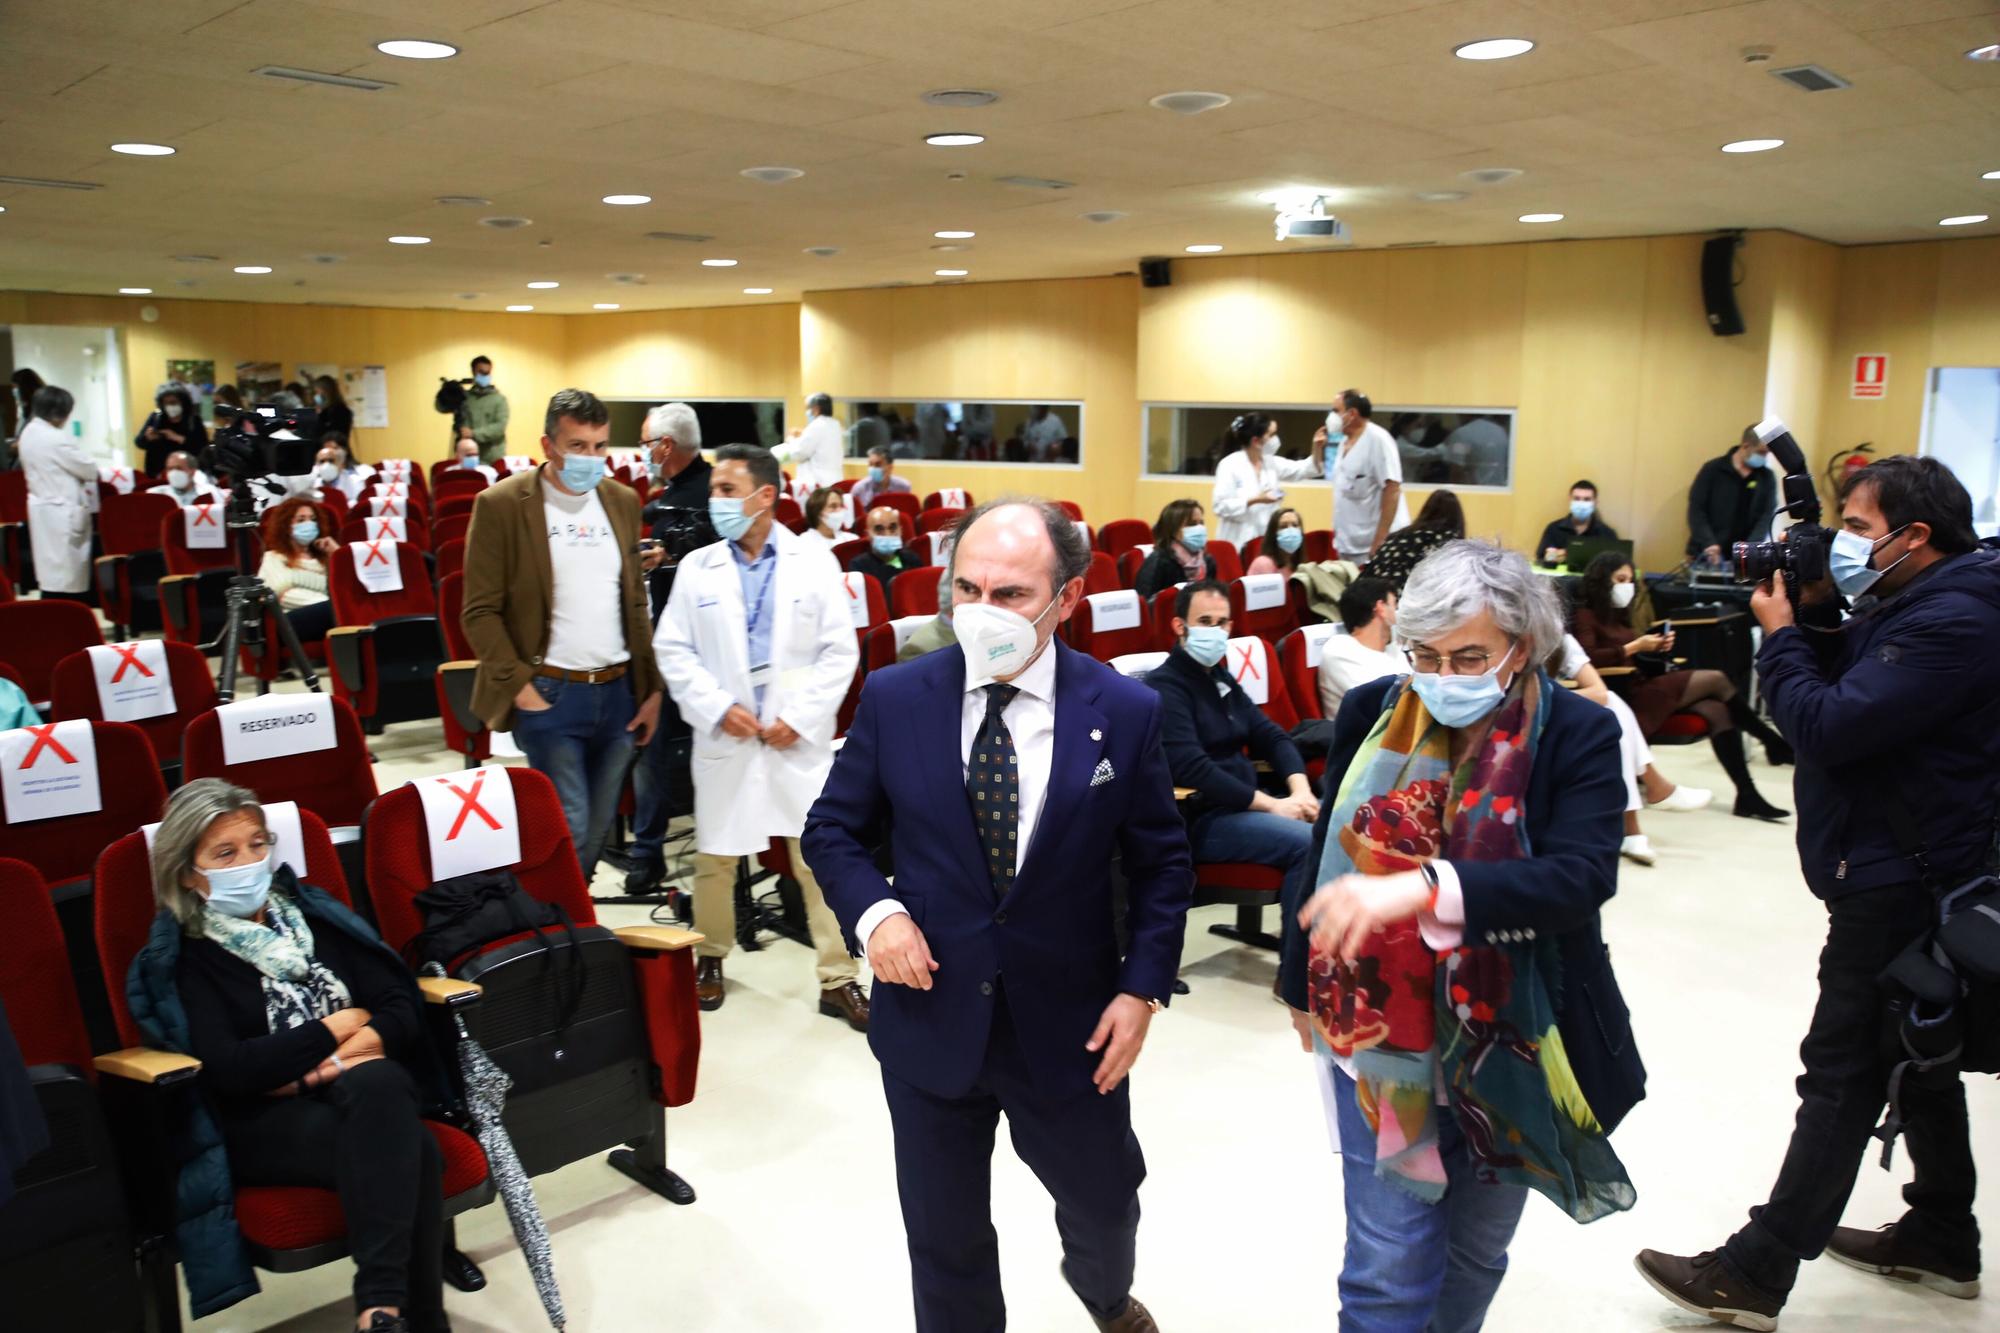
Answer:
[{"left": 854, "top": 637, "right": 1059, "bottom": 952}]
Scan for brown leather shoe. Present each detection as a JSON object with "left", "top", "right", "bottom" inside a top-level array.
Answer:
[
  {"left": 695, "top": 957, "right": 724, "bottom": 1012},
  {"left": 818, "top": 981, "right": 869, "bottom": 1031},
  {"left": 1092, "top": 1296, "right": 1158, "bottom": 1332}
]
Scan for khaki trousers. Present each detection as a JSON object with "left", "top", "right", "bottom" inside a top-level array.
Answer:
[{"left": 691, "top": 840, "right": 857, "bottom": 988}]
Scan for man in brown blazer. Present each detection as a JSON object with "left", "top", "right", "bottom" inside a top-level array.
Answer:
[{"left": 461, "top": 387, "right": 663, "bottom": 878}]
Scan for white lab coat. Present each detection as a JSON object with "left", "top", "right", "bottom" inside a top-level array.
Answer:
[
  {"left": 19, "top": 418, "right": 98, "bottom": 593},
  {"left": 780, "top": 413, "right": 846, "bottom": 491},
  {"left": 653, "top": 523, "right": 860, "bottom": 855},
  {"left": 1210, "top": 446, "right": 1320, "bottom": 549}
]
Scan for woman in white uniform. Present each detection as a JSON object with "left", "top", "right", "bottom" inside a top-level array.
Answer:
[
  {"left": 1210, "top": 410, "right": 1319, "bottom": 549},
  {"left": 18, "top": 384, "right": 100, "bottom": 600}
]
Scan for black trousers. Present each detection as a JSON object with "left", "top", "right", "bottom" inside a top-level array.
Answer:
[
  {"left": 1724, "top": 880, "right": 1980, "bottom": 1296},
  {"left": 218, "top": 1059, "right": 445, "bottom": 1319},
  {"left": 283, "top": 598, "right": 335, "bottom": 644},
  {"left": 881, "top": 998, "right": 1146, "bottom": 1333}
]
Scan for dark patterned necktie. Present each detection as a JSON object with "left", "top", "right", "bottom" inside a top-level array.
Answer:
[{"left": 967, "top": 683, "right": 1021, "bottom": 896}]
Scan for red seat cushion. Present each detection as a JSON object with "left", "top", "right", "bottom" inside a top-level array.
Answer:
[
  {"left": 1194, "top": 862, "right": 1287, "bottom": 893},
  {"left": 1658, "top": 712, "right": 1709, "bottom": 739},
  {"left": 233, "top": 1122, "right": 487, "bottom": 1252}
]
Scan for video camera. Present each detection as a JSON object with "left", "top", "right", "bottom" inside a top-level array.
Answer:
[
  {"left": 200, "top": 402, "right": 319, "bottom": 486},
  {"left": 1731, "top": 416, "right": 1831, "bottom": 604},
  {"left": 648, "top": 505, "right": 719, "bottom": 563}
]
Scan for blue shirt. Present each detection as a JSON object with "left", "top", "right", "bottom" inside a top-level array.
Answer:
[{"left": 729, "top": 537, "right": 780, "bottom": 709}]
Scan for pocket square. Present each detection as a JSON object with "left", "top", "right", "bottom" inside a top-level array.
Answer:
[{"left": 1089, "top": 757, "right": 1116, "bottom": 787}]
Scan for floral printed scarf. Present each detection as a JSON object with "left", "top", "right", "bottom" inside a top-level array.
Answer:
[{"left": 1307, "top": 669, "right": 1634, "bottom": 1223}]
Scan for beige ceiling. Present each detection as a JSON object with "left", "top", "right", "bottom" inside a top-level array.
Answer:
[{"left": 1, "top": 0, "right": 1996, "bottom": 313}]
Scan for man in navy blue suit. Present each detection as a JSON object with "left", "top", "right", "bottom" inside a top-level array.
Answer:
[{"left": 804, "top": 498, "right": 1193, "bottom": 1333}]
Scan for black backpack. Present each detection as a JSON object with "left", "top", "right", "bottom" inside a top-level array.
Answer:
[{"left": 403, "top": 868, "right": 588, "bottom": 1036}]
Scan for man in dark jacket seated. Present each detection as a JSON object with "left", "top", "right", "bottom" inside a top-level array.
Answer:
[
  {"left": 1535, "top": 478, "right": 1620, "bottom": 567},
  {"left": 851, "top": 503, "right": 922, "bottom": 597},
  {"left": 1146, "top": 579, "right": 1319, "bottom": 925}
]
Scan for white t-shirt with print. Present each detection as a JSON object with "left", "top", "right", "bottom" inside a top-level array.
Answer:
[
  {"left": 1316, "top": 634, "right": 1409, "bottom": 716},
  {"left": 543, "top": 484, "right": 629, "bottom": 670}
]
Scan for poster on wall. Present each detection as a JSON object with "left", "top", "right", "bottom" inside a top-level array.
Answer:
[
  {"left": 343, "top": 365, "right": 389, "bottom": 429},
  {"left": 164, "top": 359, "right": 216, "bottom": 422},
  {"left": 235, "top": 361, "right": 283, "bottom": 402}
]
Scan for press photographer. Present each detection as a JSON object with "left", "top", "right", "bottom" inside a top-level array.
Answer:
[{"left": 1638, "top": 452, "right": 2000, "bottom": 1328}]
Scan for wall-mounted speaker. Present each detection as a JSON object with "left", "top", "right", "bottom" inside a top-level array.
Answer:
[
  {"left": 1701, "top": 234, "right": 1745, "bottom": 337},
  {"left": 1139, "top": 257, "right": 1172, "bottom": 288}
]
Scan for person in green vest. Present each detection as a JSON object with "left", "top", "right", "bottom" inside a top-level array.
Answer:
[{"left": 456, "top": 354, "right": 510, "bottom": 463}]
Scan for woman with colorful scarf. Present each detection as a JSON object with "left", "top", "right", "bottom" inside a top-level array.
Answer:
[{"left": 1278, "top": 540, "right": 1647, "bottom": 1332}]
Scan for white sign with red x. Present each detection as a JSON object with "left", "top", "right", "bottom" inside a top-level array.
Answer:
[
  {"left": 365, "top": 515, "right": 408, "bottom": 543},
  {"left": 85, "top": 640, "right": 175, "bottom": 721},
  {"left": 0, "top": 719, "right": 101, "bottom": 823},
  {"left": 350, "top": 538, "right": 404, "bottom": 594},
  {"left": 414, "top": 766, "right": 521, "bottom": 880},
  {"left": 183, "top": 502, "right": 226, "bottom": 550},
  {"left": 99, "top": 465, "right": 136, "bottom": 494},
  {"left": 369, "top": 494, "right": 407, "bottom": 518},
  {"left": 1228, "top": 636, "right": 1270, "bottom": 705},
  {"left": 376, "top": 458, "right": 413, "bottom": 478},
  {"left": 842, "top": 571, "right": 874, "bottom": 628},
  {"left": 216, "top": 692, "right": 338, "bottom": 765}
]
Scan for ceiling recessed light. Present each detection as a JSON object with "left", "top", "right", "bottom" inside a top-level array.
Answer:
[
  {"left": 0, "top": 205, "right": 7, "bottom": 214},
  {"left": 233, "top": 265, "right": 272, "bottom": 274},
  {"left": 1080, "top": 210, "right": 1127, "bottom": 223},
  {"left": 1965, "top": 43, "right": 1999, "bottom": 61},
  {"left": 934, "top": 268, "right": 969, "bottom": 276},
  {"left": 1721, "top": 138, "right": 1785, "bottom": 153},
  {"left": 1982, "top": 169, "right": 2000, "bottom": 180},
  {"left": 376, "top": 39, "right": 458, "bottom": 60},
  {"left": 434, "top": 195, "right": 490, "bottom": 207},
  {"left": 1518, "top": 213, "right": 1564, "bottom": 223},
  {"left": 1416, "top": 190, "right": 1469, "bottom": 202},
  {"left": 601, "top": 193, "right": 652, "bottom": 206},
  {"left": 110, "top": 142, "right": 175, "bottom": 156},
  {"left": 933, "top": 229, "right": 976, "bottom": 239},
  {"left": 1148, "top": 90, "right": 1232, "bottom": 115},
  {"left": 1184, "top": 244, "right": 1223, "bottom": 253},
  {"left": 1939, "top": 214, "right": 1990, "bottom": 226},
  {"left": 922, "top": 88, "right": 999, "bottom": 107},
  {"left": 526, "top": 280, "right": 560, "bottom": 289},
  {"left": 701, "top": 258, "right": 738, "bottom": 267},
  {"left": 743, "top": 287, "right": 773, "bottom": 295},
  {"left": 387, "top": 235, "right": 430, "bottom": 245},
  {"left": 925, "top": 133, "right": 985, "bottom": 147},
  {"left": 1455, "top": 38, "right": 1535, "bottom": 61},
  {"left": 931, "top": 243, "right": 969, "bottom": 253},
  {"left": 740, "top": 166, "right": 805, "bottom": 183},
  {"left": 506, "top": 304, "right": 533, "bottom": 312},
  {"left": 593, "top": 303, "right": 620, "bottom": 309},
  {"left": 118, "top": 287, "right": 151, "bottom": 295},
  {"left": 478, "top": 216, "right": 533, "bottom": 230}
]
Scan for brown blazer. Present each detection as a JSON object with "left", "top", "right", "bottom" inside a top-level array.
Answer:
[{"left": 460, "top": 466, "right": 664, "bottom": 730}]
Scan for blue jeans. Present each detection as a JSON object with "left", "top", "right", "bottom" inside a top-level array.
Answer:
[
  {"left": 511, "top": 674, "right": 636, "bottom": 879},
  {"left": 1189, "top": 807, "right": 1317, "bottom": 915},
  {"left": 628, "top": 718, "right": 690, "bottom": 869},
  {"left": 1323, "top": 1063, "right": 1528, "bottom": 1333}
]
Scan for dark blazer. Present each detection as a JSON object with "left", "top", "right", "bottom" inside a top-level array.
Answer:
[
  {"left": 1278, "top": 675, "right": 1647, "bottom": 1132},
  {"left": 1133, "top": 545, "right": 1215, "bottom": 600},
  {"left": 1146, "top": 645, "right": 1304, "bottom": 815},
  {"left": 803, "top": 640, "right": 1194, "bottom": 1101}
]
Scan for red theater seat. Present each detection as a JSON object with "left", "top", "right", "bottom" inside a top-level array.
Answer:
[
  {"left": 1067, "top": 590, "right": 1154, "bottom": 663},
  {"left": 182, "top": 696, "right": 380, "bottom": 829},
  {"left": 0, "top": 599, "right": 104, "bottom": 707},
  {"left": 48, "top": 641, "right": 218, "bottom": 779},
  {"left": 326, "top": 541, "right": 445, "bottom": 725},
  {"left": 0, "top": 720, "right": 165, "bottom": 886},
  {"left": 1096, "top": 519, "right": 1152, "bottom": 560},
  {"left": 891, "top": 566, "right": 942, "bottom": 618}
]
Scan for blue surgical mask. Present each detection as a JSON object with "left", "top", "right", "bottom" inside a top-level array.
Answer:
[
  {"left": 1180, "top": 523, "right": 1207, "bottom": 552},
  {"left": 460, "top": 455, "right": 479, "bottom": 470},
  {"left": 201, "top": 855, "right": 274, "bottom": 919},
  {"left": 313, "top": 392, "right": 327, "bottom": 407},
  {"left": 1746, "top": 450, "right": 1769, "bottom": 470},
  {"left": 1407, "top": 642, "right": 1515, "bottom": 728},
  {"left": 559, "top": 454, "right": 606, "bottom": 493},
  {"left": 648, "top": 460, "right": 664, "bottom": 482},
  {"left": 1183, "top": 624, "right": 1228, "bottom": 668},
  {"left": 868, "top": 465, "right": 885, "bottom": 484},
  {"left": 1324, "top": 446, "right": 1338, "bottom": 473},
  {"left": 1570, "top": 499, "right": 1595, "bottom": 522},
  {"left": 1829, "top": 524, "right": 1911, "bottom": 598},
  {"left": 291, "top": 521, "right": 319, "bottom": 545},
  {"left": 473, "top": 372, "right": 493, "bottom": 388},
  {"left": 710, "top": 496, "right": 764, "bottom": 542},
  {"left": 871, "top": 534, "right": 902, "bottom": 558},
  {"left": 1275, "top": 526, "right": 1303, "bottom": 554}
]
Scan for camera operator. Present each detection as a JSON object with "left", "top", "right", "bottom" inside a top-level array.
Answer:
[
  {"left": 456, "top": 355, "right": 509, "bottom": 462},
  {"left": 1638, "top": 455, "right": 2000, "bottom": 1327}
]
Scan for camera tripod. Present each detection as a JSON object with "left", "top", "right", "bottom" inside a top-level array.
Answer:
[{"left": 208, "top": 483, "right": 323, "bottom": 703}]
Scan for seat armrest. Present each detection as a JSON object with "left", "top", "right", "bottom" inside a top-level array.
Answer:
[
  {"left": 159, "top": 572, "right": 198, "bottom": 636},
  {"left": 438, "top": 660, "right": 485, "bottom": 737},
  {"left": 326, "top": 623, "right": 374, "bottom": 702},
  {"left": 94, "top": 1047, "right": 202, "bottom": 1087},
  {"left": 614, "top": 924, "right": 705, "bottom": 953},
  {"left": 418, "top": 975, "right": 483, "bottom": 1008}
]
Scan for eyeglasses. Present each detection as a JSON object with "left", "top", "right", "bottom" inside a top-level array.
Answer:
[
  {"left": 638, "top": 436, "right": 665, "bottom": 450},
  {"left": 1408, "top": 645, "right": 1506, "bottom": 675}
]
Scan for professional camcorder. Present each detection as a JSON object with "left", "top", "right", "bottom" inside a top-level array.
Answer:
[
  {"left": 200, "top": 402, "right": 318, "bottom": 484},
  {"left": 649, "top": 505, "right": 719, "bottom": 562},
  {"left": 1731, "top": 416, "right": 1831, "bottom": 603}
]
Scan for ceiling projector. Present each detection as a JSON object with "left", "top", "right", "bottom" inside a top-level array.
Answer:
[{"left": 1275, "top": 195, "right": 1350, "bottom": 243}]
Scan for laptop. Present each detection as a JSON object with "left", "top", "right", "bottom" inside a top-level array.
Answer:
[{"left": 1564, "top": 536, "right": 1634, "bottom": 573}]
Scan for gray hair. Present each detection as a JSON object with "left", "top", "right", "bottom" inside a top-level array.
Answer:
[
  {"left": 1395, "top": 539, "right": 1563, "bottom": 664},
  {"left": 645, "top": 401, "right": 701, "bottom": 451},
  {"left": 948, "top": 496, "right": 1091, "bottom": 597},
  {"left": 150, "top": 778, "right": 267, "bottom": 932},
  {"left": 807, "top": 391, "right": 833, "bottom": 416}
]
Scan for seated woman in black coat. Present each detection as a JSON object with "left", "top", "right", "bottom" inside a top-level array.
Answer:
[
  {"left": 145, "top": 779, "right": 448, "bottom": 1333},
  {"left": 1133, "top": 497, "right": 1217, "bottom": 599}
]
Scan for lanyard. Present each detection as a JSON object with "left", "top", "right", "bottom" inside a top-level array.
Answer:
[{"left": 741, "top": 547, "right": 777, "bottom": 636}]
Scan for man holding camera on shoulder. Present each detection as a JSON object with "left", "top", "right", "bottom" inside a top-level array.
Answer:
[{"left": 1638, "top": 454, "right": 2000, "bottom": 1330}]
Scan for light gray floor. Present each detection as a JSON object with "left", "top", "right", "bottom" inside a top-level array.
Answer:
[{"left": 191, "top": 710, "right": 1997, "bottom": 1332}]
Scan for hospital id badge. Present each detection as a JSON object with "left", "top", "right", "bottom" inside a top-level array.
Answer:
[{"left": 747, "top": 661, "right": 775, "bottom": 689}]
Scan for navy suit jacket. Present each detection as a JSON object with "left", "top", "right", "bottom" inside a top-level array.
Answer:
[
  {"left": 803, "top": 640, "right": 1194, "bottom": 1100},
  {"left": 1278, "top": 674, "right": 1649, "bottom": 1132}
]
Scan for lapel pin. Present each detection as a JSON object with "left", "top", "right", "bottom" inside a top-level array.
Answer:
[{"left": 1090, "top": 728, "right": 1102, "bottom": 741}]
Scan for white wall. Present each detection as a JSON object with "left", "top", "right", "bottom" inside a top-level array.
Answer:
[{"left": 6, "top": 323, "right": 128, "bottom": 461}]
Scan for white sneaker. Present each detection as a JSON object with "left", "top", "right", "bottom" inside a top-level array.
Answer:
[
  {"left": 1650, "top": 785, "right": 1712, "bottom": 813},
  {"left": 1621, "top": 835, "right": 1656, "bottom": 866}
]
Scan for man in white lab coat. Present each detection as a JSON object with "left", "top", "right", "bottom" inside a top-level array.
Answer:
[
  {"left": 653, "top": 442, "right": 868, "bottom": 1028},
  {"left": 18, "top": 384, "right": 99, "bottom": 598},
  {"left": 776, "top": 391, "right": 846, "bottom": 491}
]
